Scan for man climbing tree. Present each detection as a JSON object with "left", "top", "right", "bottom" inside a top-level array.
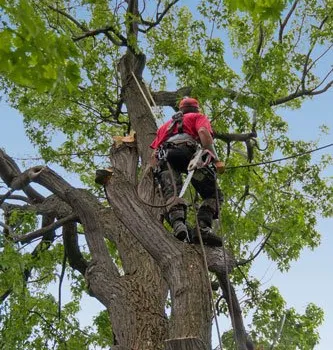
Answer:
[
  {"left": 150, "top": 97, "right": 225, "bottom": 246},
  {"left": 0, "top": 1, "right": 332, "bottom": 350}
]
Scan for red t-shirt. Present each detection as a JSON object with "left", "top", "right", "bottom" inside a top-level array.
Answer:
[{"left": 150, "top": 112, "right": 213, "bottom": 149}]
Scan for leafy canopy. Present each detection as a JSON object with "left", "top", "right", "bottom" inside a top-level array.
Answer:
[{"left": 0, "top": 0, "right": 332, "bottom": 348}]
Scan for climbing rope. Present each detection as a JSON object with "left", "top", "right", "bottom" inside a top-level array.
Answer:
[
  {"left": 213, "top": 173, "right": 239, "bottom": 350},
  {"left": 226, "top": 142, "right": 333, "bottom": 170},
  {"left": 189, "top": 187, "right": 224, "bottom": 350},
  {"left": 136, "top": 160, "right": 178, "bottom": 209}
]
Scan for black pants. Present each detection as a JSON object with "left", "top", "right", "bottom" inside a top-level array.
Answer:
[{"left": 157, "top": 143, "right": 223, "bottom": 226}]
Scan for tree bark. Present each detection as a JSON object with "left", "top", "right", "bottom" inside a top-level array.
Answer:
[{"left": 165, "top": 337, "right": 207, "bottom": 350}]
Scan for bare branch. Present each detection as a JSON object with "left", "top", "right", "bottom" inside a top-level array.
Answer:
[
  {"left": 139, "top": 0, "right": 180, "bottom": 33},
  {"left": 237, "top": 228, "right": 274, "bottom": 267},
  {"left": 279, "top": 0, "right": 300, "bottom": 43},
  {"left": 0, "top": 194, "right": 30, "bottom": 203},
  {"left": 13, "top": 213, "right": 78, "bottom": 244},
  {"left": 306, "top": 43, "right": 333, "bottom": 73},
  {"left": 48, "top": 4, "right": 127, "bottom": 45},
  {"left": 309, "top": 78, "right": 333, "bottom": 95},
  {"left": 48, "top": 5, "right": 88, "bottom": 31},
  {"left": 311, "top": 69, "right": 333, "bottom": 91},
  {"left": 271, "top": 79, "right": 333, "bottom": 105},
  {"left": 73, "top": 26, "right": 127, "bottom": 46},
  {"left": 301, "top": 13, "right": 331, "bottom": 90}
]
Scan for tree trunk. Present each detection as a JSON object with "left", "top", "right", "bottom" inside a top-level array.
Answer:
[{"left": 165, "top": 337, "right": 207, "bottom": 350}]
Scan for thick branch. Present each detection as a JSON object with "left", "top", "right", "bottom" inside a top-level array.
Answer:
[
  {"left": 0, "top": 194, "right": 30, "bottom": 203},
  {"left": 0, "top": 150, "right": 44, "bottom": 203},
  {"left": 32, "top": 167, "right": 117, "bottom": 273},
  {"left": 63, "top": 221, "right": 88, "bottom": 276},
  {"left": 151, "top": 87, "right": 192, "bottom": 109},
  {"left": 214, "top": 132, "right": 257, "bottom": 143},
  {"left": 218, "top": 274, "right": 252, "bottom": 350},
  {"left": 127, "top": 0, "right": 139, "bottom": 38}
]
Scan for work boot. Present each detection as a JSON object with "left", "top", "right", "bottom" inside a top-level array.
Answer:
[
  {"left": 191, "top": 221, "right": 222, "bottom": 247},
  {"left": 172, "top": 220, "right": 189, "bottom": 241}
]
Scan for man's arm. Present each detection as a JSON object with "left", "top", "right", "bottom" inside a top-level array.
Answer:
[{"left": 198, "top": 127, "right": 225, "bottom": 174}]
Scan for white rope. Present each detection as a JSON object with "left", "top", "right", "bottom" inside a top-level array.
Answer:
[{"left": 131, "top": 71, "right": 157, "bottom": 119}]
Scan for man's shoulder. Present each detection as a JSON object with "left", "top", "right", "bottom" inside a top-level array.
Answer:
[{"left": 184, "top": 112, "right": 207, "bottom": 119}]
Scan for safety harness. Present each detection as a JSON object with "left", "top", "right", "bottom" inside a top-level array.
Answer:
[
  {"left": 157, "top": 111, "right": 198, "bottom": 163},
  {"left": 166, "top": 111, "right": 184, "bottom": 134}
]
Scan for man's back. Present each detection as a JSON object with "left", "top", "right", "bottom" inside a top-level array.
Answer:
[{"left": 150, "top": 112, "right": 213, "bottom": 149}]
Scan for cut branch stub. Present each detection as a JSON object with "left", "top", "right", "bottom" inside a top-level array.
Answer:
[{"left": 110, "top": 139, "right": 138, "bottom": 184}]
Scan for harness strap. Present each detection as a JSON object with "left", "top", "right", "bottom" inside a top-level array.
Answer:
[{"left": 166, "top": 111, "right": 184, "bottom": 135}]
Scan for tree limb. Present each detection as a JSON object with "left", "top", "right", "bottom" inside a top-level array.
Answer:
[
  {"left": 256, "top": 24, "right": 264, "bottom": 55},
  {"left": 139, "top": 0, "right": 180, "bottom": 33},
  {"left": 0, "top": 150, "right": 44, "bottom": 204},
  {"left": 151, "top": 87, "right": 192, "bottom": 109},
  {"left": 214, "top": 132, "right": 257, "bottom": 143},
  {"left": 271, "top": 80, "right": 333, "bottom": 105},
  {"left": 217, "top": 273, "right": 253, "bottom": 350},
  {"left": 0, "top": 194, "right": 30, "bottom": 203},
  {"left": 279, "top": 0, "right": 300, "bottom": 43},
  {"left": 48, "top": 5, "right": 88, "bottom": 31},
  {"left": 12, "top": 213, "right": 78, "bottom": 244},
  {"left": 48, "top": 4, "right": 127, "bottom": 45},
  {"left": 73, "top": 26, "right": 127, "bottom": 46},
  {"left": 62, "top": 221, "right": 88, "bottom": 276}
]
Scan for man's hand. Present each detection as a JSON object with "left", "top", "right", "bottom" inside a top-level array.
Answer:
[{"left": 214, "top": 160, "right": 225, "bottom": 174}]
